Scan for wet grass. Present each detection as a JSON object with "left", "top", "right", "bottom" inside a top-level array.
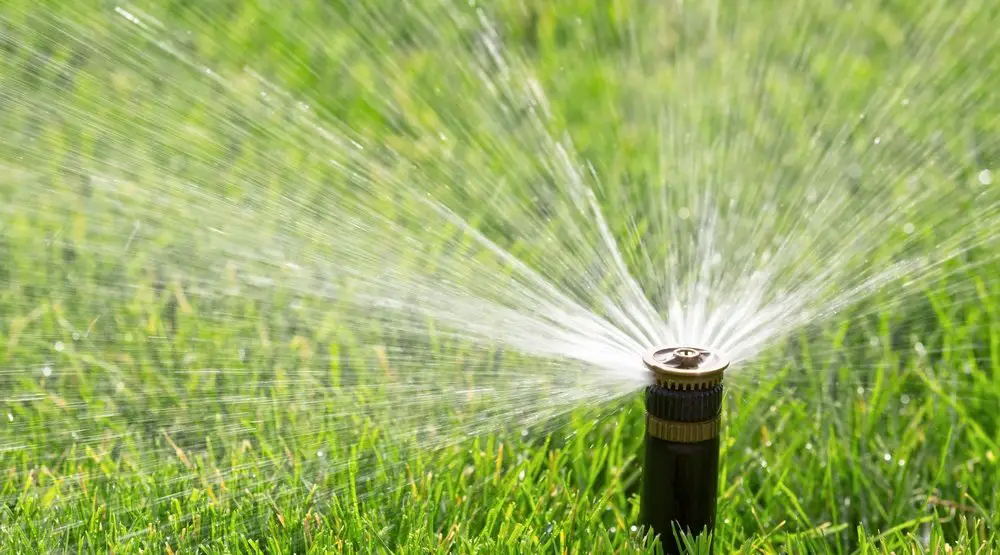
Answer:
[{"left": 1, "top": 0, "right": 999, "bottom": 552}]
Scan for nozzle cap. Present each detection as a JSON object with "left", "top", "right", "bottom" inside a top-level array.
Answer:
[{"left": 643, "top": 345, "right": 729, "bottom": 390}]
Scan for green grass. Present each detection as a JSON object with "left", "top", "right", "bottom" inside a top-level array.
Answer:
[{"left": 1, "top": 0, "right": 999, "bottom": 552}]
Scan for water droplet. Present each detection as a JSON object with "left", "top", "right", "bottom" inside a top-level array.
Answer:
[
  {"left": 805, "top": 443, "right": 813, "bottom": 451},
  {"left": 901, "top": 98, "right": 911, "bottom": 106},
  {"left": 317, "top": 450, "right": 324, "bottom": 458},
  {"left": 873, "top": 136, "right": 881, "bottom": 145},
  {"left": 843, "top": 497, "right": 851, "bottom": 507},
  {"left": 54, "top": 341, "right": 64, "bottom": 352},
  {"left": 72, "top": 332, "right": 80, "bottom": 341},
  {"left": 630, "top": 525, "right": 638, "bottom": 533},
  {"left": 6, "top": 413, "right": 12, "bottom": 422},
  {"left": 765, "top": 441, "right": 773, "bottom": 448},
  {"left": 42, "top": 365, "right": 53, "bottom": 377},
  {"left": 883, "top": 453, "right": 892, "bottom": 462},
  {"left": 903, "top": 223, "right": 915, "bottom": 234},
  {"left": 898, "top": 459, "right": 906, "bottom": 467},
  {"left": 678, "top": 207, "right": 691, "bottom": 220},
  {"left": 900, "top": 394, "right": 911, "bottom": 405},
  {"left": 979, "top": 169, "right": 993, "bottom": 185},
  {"left": 518, "top": 470, "right": 525, "bottom": 480},
  {"left": 856, "top": 386, "right": 865, "bottom": 396},
  {"left": 609, "top": 527, "right": 617, "bottom": 534},
  {"left": 759, "top": 460, "right": 767, "bottom": 468},
  {"left": 914, "top": 342, "right": 927, "bottom": 356}
]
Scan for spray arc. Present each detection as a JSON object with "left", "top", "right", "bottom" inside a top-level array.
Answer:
[{"left": 640, "top": 346, "right": 729, "bottom": 553}]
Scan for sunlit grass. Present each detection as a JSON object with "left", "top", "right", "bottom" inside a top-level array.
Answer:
[{"left": 1, "top": 0, "right": 998, "bottom": 552}]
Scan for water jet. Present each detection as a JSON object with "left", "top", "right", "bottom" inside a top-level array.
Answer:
[{"left": 640, "top": 345, "right": 729, "bottom": 554}]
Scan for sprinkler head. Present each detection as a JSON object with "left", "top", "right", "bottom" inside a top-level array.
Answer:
[
  {"left": 640, "top": 345, "right": 730, "bottom": 553},
  {"left": 643, "top": 345, "right": 729, "bottom": 390}
]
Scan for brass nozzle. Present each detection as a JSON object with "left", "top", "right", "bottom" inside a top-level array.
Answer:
[{"left": 642, "top": 345, "right": 730, "bottom": 390}]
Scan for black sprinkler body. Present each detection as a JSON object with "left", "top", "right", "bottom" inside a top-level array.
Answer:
[{"left": 640, "top": 346, "right": 729, "bottom": 554}]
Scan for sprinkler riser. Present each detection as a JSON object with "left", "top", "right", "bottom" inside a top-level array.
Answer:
[
  {"left": 639, "top": 346, "right": 728, "bottom": 555},
  {"left": 641, "top": 434, "right": 719, "bottom": 546}
]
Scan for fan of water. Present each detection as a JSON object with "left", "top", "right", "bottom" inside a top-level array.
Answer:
[{"left": 0, "top": 0, "right": 997, "bottom": 540}]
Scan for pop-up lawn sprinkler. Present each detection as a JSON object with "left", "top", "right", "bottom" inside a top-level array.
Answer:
[{"left": 640, "top": 345, "right": 729, "bottom": 554}]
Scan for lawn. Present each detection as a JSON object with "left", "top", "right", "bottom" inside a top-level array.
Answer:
[{"left": 1, "top": 0, "right": 998, "bottom": 552}]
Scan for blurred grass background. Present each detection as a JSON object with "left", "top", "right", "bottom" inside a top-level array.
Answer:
[{"left": 1, "top": 0, "right": 999, "bottom": 552}]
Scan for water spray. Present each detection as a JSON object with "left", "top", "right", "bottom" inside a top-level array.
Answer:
[{"left": 640, "top": 346, "right": 729, "bottom": 553}]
